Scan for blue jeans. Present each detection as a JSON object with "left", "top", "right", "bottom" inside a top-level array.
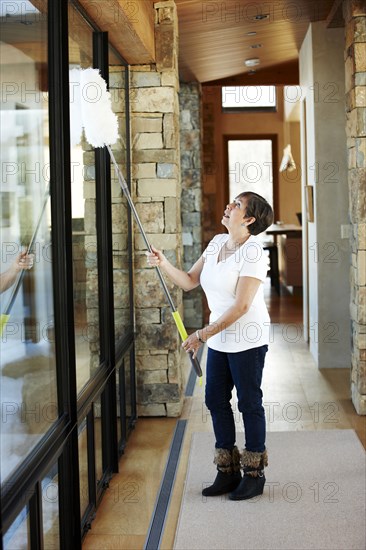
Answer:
[{"left": 205, "top": 345, "right": 268, "bottom": 453}]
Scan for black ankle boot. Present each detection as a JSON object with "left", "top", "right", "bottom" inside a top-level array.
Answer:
[
  {"left": 202, "top": 470, "right": 242, "bottom": 496},
  {"left": 229, "top": 449, "right": 268, "bottom": 501},
  {"left": 202, "top": 446, "right": 241, "bottom": 497},
  {"left": 229, "top": 468, "right": 265, "bottom": 500}
]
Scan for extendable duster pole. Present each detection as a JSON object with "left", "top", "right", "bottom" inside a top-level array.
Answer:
[{"left": 107, "top": 145, "right": 202, "bottom": 377}]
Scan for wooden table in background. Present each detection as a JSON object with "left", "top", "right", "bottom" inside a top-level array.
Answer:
[{"left": 265, "top": 224, "right": 303, "bottom": 289}]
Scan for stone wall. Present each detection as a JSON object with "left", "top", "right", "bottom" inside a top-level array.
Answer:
[
  {"left": 344, "top": 0, "right": 366, "bottom": 414},
  {"left": 131, "top": 0, "right": 185, "bottom": 417},
  {"left": 179, "top": 82, "right": 203, "bottom": 328}
]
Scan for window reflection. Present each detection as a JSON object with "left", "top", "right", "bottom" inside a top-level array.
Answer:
[
  {"left": 117, "top": 359, "right": 126, "bottom": 448},
  {"left": 0, "top": 0, "right": 57, "bottom": 483},
  {"left": 94, "top": 396, "right": 103, "bottom": 486},
  {"left": 78, "top": 417, "right": 89, "bottom": 518},
  {"left": 125, "top": 353, "right": 132, "bottom": 426},
  {"left": 68, "top": 3, "right": 100, "bottom": 394},
  {"left": 42, "top": 463, "right": 60, "bottom": 548},
  {"left": 117, "top": 351, "right": 134, "bottom": 449},
  {"left": 3, "top": 504, "right": 30, "bottom": 550},
  {"left": 109, "top": 53, "right": 132, "bottom": 345}
]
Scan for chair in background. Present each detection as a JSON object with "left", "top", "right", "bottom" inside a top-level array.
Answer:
[{"left": 263, "top": 241, "right": 280, "bottom": 295}]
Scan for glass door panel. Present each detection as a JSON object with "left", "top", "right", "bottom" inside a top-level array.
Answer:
[
  {"left": 0, "top": 0, "right": 57, "bottom": 484},
  {"left": 68, "top": 3, "right": 100, "bottom": 394}
]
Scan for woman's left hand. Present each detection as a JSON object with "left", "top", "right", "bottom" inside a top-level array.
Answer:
[{"left": 182, "top": 332, "right": 201, "bottom": 359}]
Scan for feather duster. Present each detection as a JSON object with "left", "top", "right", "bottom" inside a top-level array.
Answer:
[{"left": 80, "top": 68, "right": 118, "bottom": 148}]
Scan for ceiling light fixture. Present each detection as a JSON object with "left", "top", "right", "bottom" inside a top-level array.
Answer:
[
  {"left": 253, "top": 14, "right": 269, "bottom": 20},
  {"left": 246, "top": 31, "right": 257, "bottom": 36},
  {"left": 244, "top": 58, "right": 260, "bottom": 67}
]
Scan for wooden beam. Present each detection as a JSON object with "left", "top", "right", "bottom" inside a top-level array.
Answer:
[
  {"left": 202, "top": 60, "right": 299, "bottom": 87},
  {"left": 77, "top": 0, "right": 155, "bottom": 64},
  {"left": 21, "top": 0, "right": 156, "bottom": 64}
]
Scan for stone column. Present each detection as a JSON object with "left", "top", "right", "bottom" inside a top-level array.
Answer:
[
  {"left": 344, "top": 0, "right": 366, "bottom": 414},
  {"left": 131, "top": 0, "right": 184, "bottom": 417},
  {"left": 179, "top": 82, "right": 203, "bottom": 328}
]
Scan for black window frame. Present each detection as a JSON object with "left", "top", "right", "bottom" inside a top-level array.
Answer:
[{"left": 0, "top": 0, "right": 136, "bottom": 547}]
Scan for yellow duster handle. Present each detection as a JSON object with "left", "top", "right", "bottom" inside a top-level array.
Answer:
[
  {"left": 0, "top": 314, "right": 10, "bottom": 337},
  {"left": 172, "top": 311, "right": 188, "bottom": 341},
  {"left": 172, "top": 311, "right": 202, "bottom": 378}
]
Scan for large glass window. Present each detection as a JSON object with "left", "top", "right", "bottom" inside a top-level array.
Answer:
[
  {"left": 68, "top": 3, "right": 100, "bottom": 394},
  {"left": 0, "top": 0, "right": 57, "bottom": 483},
  {"left": 109, "top": 49, "right": 133, "bottom": 347},
  {"left": 1, "top": 2, "right": 136, "bottom": 546}
]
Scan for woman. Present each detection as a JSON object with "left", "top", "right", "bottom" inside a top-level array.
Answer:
[{"left": 146, "top": 191, "right": 273, "bottom": 501}]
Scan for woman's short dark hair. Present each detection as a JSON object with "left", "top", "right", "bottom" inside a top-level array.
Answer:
[{"left": 237, "top": 191, "right": 274, "bottom": 235}]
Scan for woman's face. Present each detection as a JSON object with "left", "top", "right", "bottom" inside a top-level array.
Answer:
[{"left": 221, "top": 196, "right": 248, "bottom": 229}]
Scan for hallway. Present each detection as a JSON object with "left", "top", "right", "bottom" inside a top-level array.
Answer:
[
  {"left": 83, "top": 283, "right": 366, "bottom": 549},
  {"left": 1, "top": 2, "right": 365, "bottom": 548}
]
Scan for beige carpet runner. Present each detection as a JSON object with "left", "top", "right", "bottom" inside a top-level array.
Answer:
[{"left": 174, "top": 430, "right": 365, "bottom": 550}]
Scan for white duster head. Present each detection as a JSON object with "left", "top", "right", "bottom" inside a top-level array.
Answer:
[{"left": 80, "top": 68, "right": 119, "bottom": 148}]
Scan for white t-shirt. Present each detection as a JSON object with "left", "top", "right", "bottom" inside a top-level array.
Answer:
[{"left": 200, "top": 234, "right": 271, "bottom": 352}]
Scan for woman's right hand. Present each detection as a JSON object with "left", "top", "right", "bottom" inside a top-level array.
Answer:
[{"left": 146, "top": 245, "right": 167, "bottom": 268}]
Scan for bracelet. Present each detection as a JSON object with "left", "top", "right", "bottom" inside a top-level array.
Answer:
[{"left": 196, "top": 330, "right": 205, "bottom": 343}]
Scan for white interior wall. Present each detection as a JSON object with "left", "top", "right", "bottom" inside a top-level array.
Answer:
[
  {"left": 300, "top": 25, "right": 317, "bottom": 358},
  {"left": 299, "top": 22, "right": 350, "bottom": 368}
]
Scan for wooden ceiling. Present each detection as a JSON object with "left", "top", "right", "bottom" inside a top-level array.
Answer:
[
  {"left": 175, "top": 0, "right": 340, "bottom": 84},
  {"left": 1, "top": 0, "right": 343, "bottom": 86}
]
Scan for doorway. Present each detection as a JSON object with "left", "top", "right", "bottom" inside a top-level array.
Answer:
[{"left": 223, "top": 135, "right": 279, "bottom": 230}]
